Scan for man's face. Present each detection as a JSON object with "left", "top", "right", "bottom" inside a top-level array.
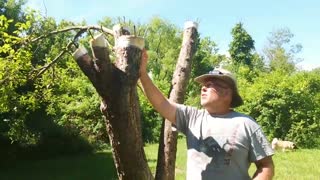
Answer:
[{"left": 200, "top": 78, "right": 232, "bottom": 108}]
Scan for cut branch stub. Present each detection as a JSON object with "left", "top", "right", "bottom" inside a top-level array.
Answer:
[
  {"left": 73, "top": 33, "right": 113, "bottom": 99},
  {"left": 171, "top": 21, "right": 198, "bottom": 103},
  {"left": 114, "top": 35, "right": 145, "bottom": 85},
  {"left": 73, "top": 46, "right": 97, "bottom": 85},
  {"left": 90, "top": 33, "right": 113, "bottom": 97},
  {"left": 113, "top": 24, "right": 131, "bottom": 41}
]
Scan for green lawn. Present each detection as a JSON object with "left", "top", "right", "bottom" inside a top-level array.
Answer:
[
  {"left": 0, "top": 151, "right": 117, "bottom": 180},
  {"left": 1, "top": 138, "right": 319, "bottom": 180},
  {"left": 145, "top": 138, "right": 320, "bottom": 180}
]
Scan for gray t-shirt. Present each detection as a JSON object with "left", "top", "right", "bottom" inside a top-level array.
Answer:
[{"left": 175, "top": 104, "right": 274, "bottom": 180}]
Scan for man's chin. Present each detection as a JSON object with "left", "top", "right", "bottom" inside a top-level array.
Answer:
[{"left": 200, "top": 101, "right": 207, "bottom": 107}]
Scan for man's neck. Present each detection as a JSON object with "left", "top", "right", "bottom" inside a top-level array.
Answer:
[{"left": 205, "top": 105, "right": 232, "bottom": 115}]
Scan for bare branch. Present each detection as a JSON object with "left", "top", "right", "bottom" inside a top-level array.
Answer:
[
  {"left": 30, "top": 30, "right": 87, "bottom": 80},
  {"left": 42, "top": 0, "right": 47, "bottom": 18},
  {"left": 32, "top": 42, "right": 71, "bottom": 80},
  {"left": 30, "top": 25, "right": 114, "bottom": 43}
]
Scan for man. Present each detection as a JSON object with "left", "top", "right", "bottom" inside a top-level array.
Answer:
[{"left": 139, "top": 50, "right": 274, "bottom": 180}]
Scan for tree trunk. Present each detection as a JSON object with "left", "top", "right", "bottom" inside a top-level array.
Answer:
[
  {"left": 155, "top": 21, "right": 199, "bottom": 180},
  {"left": 73, "top": 28, "right": 153, "bottom": 180}
]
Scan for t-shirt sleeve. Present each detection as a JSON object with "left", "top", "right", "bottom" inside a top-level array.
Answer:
[
  {"left": 175, "top": 104, "right": 199, "bottom": 135},
  {"left": 249, "top": 128, "right": 274, "bottom": 162}
]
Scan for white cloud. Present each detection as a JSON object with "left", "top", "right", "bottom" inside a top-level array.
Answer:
[
  {"left": 24, "top": 0, "right": 43, "bottom": 11},
  {"left": 296, "top": 61, "right": 320, "bottom": 71}
]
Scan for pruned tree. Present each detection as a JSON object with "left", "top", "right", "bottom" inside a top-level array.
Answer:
[
  {"left": 28, "top": 24, "right": 154, "bottom": 179},
  {"left": 72, "top": 25, "right": 152, "bottom": 179},
  {"left": 71, "top": 21, "right": 198, "bottom": 179},
  {"left": 71, "top": 21, "right": 199, "bottom": 179}
]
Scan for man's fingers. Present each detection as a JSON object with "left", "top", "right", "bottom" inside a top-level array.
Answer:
[{"left": 142, "top": 49, "right": 148, "bottom": 61}]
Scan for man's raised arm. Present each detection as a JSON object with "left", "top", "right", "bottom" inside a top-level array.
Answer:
[{"left": 139, "top": 49, "right": 177, "bottom": 124}]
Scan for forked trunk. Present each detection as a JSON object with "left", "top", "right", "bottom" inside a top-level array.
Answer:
[{"left": 73, "top": 27, "right": 152, "bottom": 180}]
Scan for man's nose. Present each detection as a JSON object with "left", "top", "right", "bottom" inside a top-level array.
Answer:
[{"left": 201, "top": 86, "right": 207, "bottom": 91}]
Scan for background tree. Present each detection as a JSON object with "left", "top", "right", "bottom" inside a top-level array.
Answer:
[
  {"left": 229, "top": 22, "right": 255, "bottom": 67},
  {"left": 155, "top": 21, "right": 198, "bottom": 180},
  {"left": 0, "top": 0, "right": 26, "bottom": 34},
  {"left": 263, "top": 27, "right": 302, "bottom": 73},
  {"left": 239, "top": 70, "right": 320, "bottom": 148},
  {"left": 138, "top": 17, "right": 182, "bottom": 142},
  {"left": 0, "top": 10, "right": 96, "bottom": 162},
  {"left": 227, "top": 22, "right": 265, "bottom": 89}
]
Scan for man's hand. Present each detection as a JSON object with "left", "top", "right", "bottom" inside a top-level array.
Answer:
[
  {"left": 140, "top": 49, "right": 148, "bottom": 77},
  {"left": 138, "top": 49, "right": 177, "bottom": 124}
]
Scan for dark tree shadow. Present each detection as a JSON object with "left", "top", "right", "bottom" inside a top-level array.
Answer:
[{"left": 0, "top": 151, "right": 117, "bottom": 180}]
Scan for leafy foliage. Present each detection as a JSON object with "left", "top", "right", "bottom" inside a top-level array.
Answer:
[
  {"left": 229, "top": 22, "right": 255, "bottom": 67},
  {"left": 138, "top": 17, "right": 182, "bottom": 141},
  {"left": 239, "top": 70, "right": 320, "bottom": 148},
  {"left": 0, "top": 10, "right": 97, "bottom": 160}
]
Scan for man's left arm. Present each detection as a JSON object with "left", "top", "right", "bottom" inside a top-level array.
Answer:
[{"left": 252, "top": 156, "right": 274, "bottom": 180}]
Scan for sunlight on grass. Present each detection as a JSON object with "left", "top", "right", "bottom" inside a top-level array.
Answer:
[
  {"left": 1, "top": 139, "right": 319, "bottom": 180},
  {"left": 144, "top": 137, "right": 187, "bottom": 180},
  {"left": 144, "top": 138, "right": 187, "bottom": 179},
  {"left": 248, "top": 149, "right": 320, "bottom": 180},
  {"left": 271, "top": 149, "right": 320, "bottom": 180},
  {"left": 144, "top": 141, "right": 159, "bottom": 174},
  {"left": 145, "top": 138, "right": 320, "bottom": 180}
]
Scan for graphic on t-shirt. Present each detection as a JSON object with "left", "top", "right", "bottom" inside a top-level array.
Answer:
[
  {"left": 200, "top": 137, "right": 228, "bottom": 166},
  {"left": 200, "top": 124, "right": 240, "bottom": 170}
]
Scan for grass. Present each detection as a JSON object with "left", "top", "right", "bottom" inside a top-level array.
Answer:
[
  {"left": 0, "top": 151, "right": 117, "bottom": 180},
  {"left": 267, "top": 149, "right": 320, "bottom": 180},
  {"left": 147, "top": 138, "right": 320, "bottom": 180},
  {"left": 1, "top": 138, "right": 319, "bottom": 180}
]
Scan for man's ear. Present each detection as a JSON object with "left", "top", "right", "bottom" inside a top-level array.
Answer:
[
  {"left": 226, "top": 88, "right": 233, "bottom": 96},
  {"left": 226, "top": 89, "right": 234, "bottom": 102}
]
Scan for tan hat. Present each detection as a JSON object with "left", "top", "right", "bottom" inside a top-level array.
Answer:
[{"left": 194, "top": 68, "right": 243, "bottom": 108}]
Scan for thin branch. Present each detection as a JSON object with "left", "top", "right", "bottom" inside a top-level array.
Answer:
[
  {"left": 30, "top": 25, "right": 114, "bottom": 43},
  {"left": 31, "top": 30, "right": 86, "bottom": 80},
  {"left": 42, "top": 0, "right": 47, "bottom": 18},
  {"left": 32, "top": 43, "right": 70, "bottom": 80},
  {"left": 143, "top": 26, "right": 150, "bottom": 38}
]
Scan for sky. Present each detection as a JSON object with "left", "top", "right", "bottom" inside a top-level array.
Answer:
[{"left": 25, "top": 0, "right": 320, "bottom": 70}]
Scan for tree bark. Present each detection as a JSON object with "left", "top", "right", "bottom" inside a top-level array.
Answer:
[
  {"left": 73, "top": 29, "right": 152, "bottom": 180},
  {"left": 155, "top": 22, "right": 199, "bottom": 180}
]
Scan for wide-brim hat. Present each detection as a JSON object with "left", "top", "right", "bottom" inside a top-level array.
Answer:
[{"left": 194, "top": 68, "right": 243, "bottom": 108}]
